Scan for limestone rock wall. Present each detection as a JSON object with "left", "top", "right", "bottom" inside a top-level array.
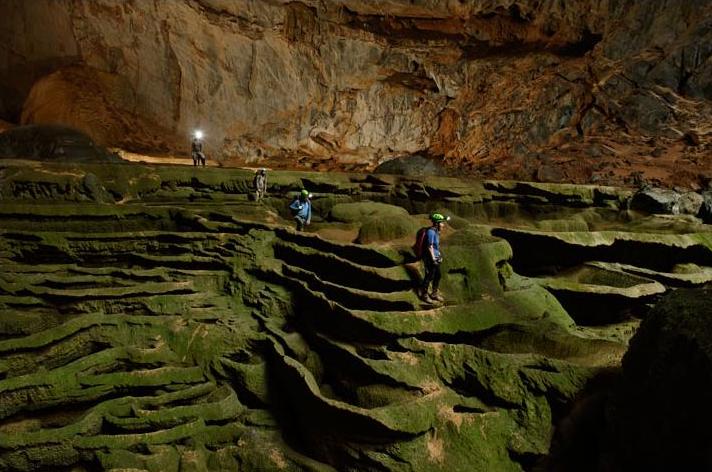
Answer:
[{"left": 1, "top": 0, "right": 710, "bottom": 172}]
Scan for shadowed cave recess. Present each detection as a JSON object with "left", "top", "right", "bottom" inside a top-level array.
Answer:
[{"left": 1, "top": 1, "right": 712, "bottom": 471}]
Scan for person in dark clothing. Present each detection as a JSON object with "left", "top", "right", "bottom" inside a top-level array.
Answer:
[
  {"left": 253, "top": 168, "right": 267, "bottom": 202},
  {"left": 289, "top": 189, "right": 312, "bottom": 231},
  {"left": 191, "top": 132, "right": 206, "bottom": 167},
  {"left": 419, "top": 213, "right": 449, "bottom": 303}
]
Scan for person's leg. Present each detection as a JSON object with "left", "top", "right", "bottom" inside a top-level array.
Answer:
[
  {"left": 431, "top": 265, "right": 441, "bottom": 291},
  {"left": 420, "top": 258, "right": 435, "bottom": 299},
  {"left": 295, "top": 216, "right": 304, "bottom": 231},
  {"left": 430, "top": 265, "right": 444, "bottom": 301}
]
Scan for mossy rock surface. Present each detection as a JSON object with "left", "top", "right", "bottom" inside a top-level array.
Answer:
[
  {"left": 3, "top": 162, "right": 701, "bottom": 471},
  {"left": 328, "top": 201, "right": 409, "bottom": 223},
  {"left": 357, "top": 213, "right": 421, "bottom": 244},
  {"left": 602, "top": 288, "right": 712, "bottom": 470}
]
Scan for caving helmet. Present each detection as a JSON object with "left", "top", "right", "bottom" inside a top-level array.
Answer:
[
  {"left": 430, "top": 213, "right": 450, "bottom": 223},
  {"left": 300, "top": 189, "right": 312, "bottom": 199}
]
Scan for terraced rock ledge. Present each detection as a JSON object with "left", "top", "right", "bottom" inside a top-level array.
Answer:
[{"left": 1, "top": 161, "right": 710, "bottom": 471}]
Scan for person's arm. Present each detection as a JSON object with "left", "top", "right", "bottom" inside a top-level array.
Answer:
[
  {"left": 289, "top": 199, "right": 301, "bottom": 211},
  {"left": 426, "top": 229, "right": 439, "bottom": 263},
  {"left": 306, "top": 201, "right": 311, "bottom": 224}
]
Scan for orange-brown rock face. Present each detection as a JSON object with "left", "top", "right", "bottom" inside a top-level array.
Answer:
[{"left": 1, "top": 0, "right": 710, "bottom": 185}]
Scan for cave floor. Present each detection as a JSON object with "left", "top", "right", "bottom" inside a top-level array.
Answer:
[{"left": 0, "top": 159, "right": 710, "bottom": 471}]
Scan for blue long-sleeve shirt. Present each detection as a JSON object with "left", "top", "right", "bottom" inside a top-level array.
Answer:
[
  {"left": 289, "top": 198, "right": 311, "bottom": 222},
  {"left": 425, "top": 227, "right": 440, "bottom": 259}
]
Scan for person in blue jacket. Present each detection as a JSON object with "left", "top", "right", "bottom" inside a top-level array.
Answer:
[
  {"left": 289, "top": 189, "right": 312, "bottom": 231},
  {"left": 419, "top": 213, "right": 449, "bottom": 303}
]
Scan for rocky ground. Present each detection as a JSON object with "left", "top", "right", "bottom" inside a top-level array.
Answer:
[{"left": 1, "top": 156, "right": 711, "bottom": 471}]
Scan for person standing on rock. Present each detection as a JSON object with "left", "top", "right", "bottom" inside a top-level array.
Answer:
[
  {"left": 191, "top": 131, "right": 206, "bottom": 167},
  {"left": 253, "top": 168, "right": 267, "bottom": 202},
  {"left": 418, "top": 213, "right": 450, "bottom": 303},
  {"left": 289, "top": 189, "right": 312, "bottom": 231}
]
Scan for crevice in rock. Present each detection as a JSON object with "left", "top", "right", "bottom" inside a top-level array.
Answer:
[
  {"left": 444, "top": 373, "right": 520, "bottom": 410},
  {"left": 493, "top": 228, "right": 712, "bottom": 274}
]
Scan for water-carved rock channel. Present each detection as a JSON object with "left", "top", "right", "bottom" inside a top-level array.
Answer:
[{"left": 1, "top": 162, "right": 711, "bottom": 471}]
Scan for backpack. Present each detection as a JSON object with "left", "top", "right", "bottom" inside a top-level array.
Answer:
[{"left": 412, "top": 227, "right": 430, "bottom": 260}]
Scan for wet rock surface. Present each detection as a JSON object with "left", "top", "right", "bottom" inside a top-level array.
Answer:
[{"left": 0, "top": 160, "right": 710, "bottom": 470}]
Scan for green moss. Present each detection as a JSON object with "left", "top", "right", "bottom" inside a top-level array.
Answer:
[
  {"left": 535, "top": 218, "right": 590, "bottom": 232},
  {"left": 436, "top": 228, "right": 513, "bottom": 303},
  {"left": 329, "top": 201, "right": 409, "bottom": 223},
  {"left": 0, "top": 163, "right": 662, "bottom": 470},
  {"left": 357, "top": 214, "right": 420, "bottom": 244},
  {"left": 351, "top": 286, "right": 573, "bottom": 338}
]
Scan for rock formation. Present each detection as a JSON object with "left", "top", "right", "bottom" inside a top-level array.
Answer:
[
  {"left": 600, "top": 287, "right": 712, "bottom": 470},
  {"left": 1, "top": 1, "right": 712, "bottom": 468},
  {"left": 1, "top": 157, "right": 711, "bottom": 470},
  {"left": 1, "top": 0, "right": 710, "bottom": 186}
]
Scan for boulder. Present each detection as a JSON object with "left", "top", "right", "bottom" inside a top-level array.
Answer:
[
  {"left": 698, "top": 191, "right": 712, "bottom": 223},
  {"left": 629, "top": 187, "right": 680, "bottom": 214},
  {"left": 374, "top": 155, "right": 448, "bottom": 177},
  {"left": 604, "top": 288, "right": 712, "bottom": 470},
  {"left": 678, "top": 191, "right": 704, "bottom": 216},
  {"left": 328, "top": 201, "right": 408, "bottom": 223},
  {"left": 356, "top": 213, "right": 420, "bottom": 244}
]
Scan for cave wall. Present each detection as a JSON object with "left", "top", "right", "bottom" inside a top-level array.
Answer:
[{"left": 1, "top": 0, "right": 710, "bottom": 166}]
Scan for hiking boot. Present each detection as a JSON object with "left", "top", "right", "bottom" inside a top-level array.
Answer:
[
  {"left": 430, "top": 290, "right": 445, "bottom": 302},
  {"left": 417, "top": 287, "right": 432, "bottom": 302}
]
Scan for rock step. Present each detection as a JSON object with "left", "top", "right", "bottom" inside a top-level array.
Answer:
[
  {"left": 273, "top": 242, "right": 411, "bottom": 293},
  {"left": 589, "top": 261, "right": 712, "bottom": 287},
  {"left": 346, "top": 287, "right": 571, "bottom": 338},
  {"left": 0, "top": 382, "right": 219, "bottom": 447},
  {"left": 0, "top": 313, "right": 172, "bottom": 354},
  {"left": 493, "top": 227, "right": 712, "bottom": 273},
  {"left": 309, "top": 333, "right": 427, "bottom": 392},
  {"left": 534, "top": 263, "right": 666, "bottom": 325},
  {"left": 0, "top": 345, "right": 207, "bottom": 420},
  {"left": 276, "top": 228, "right": 401, "bottom": 268},
  {"left": 103, "top": 385, "right": 243, "bottom": 432},
  {"left": 0, "top": 281, "right": 195, "bottom": 301},
  {"left": 268, "top": 338, "right": 441, "bottom": 438},
  {"left": 281, "top": 265, "right": 418, "bottom": 312}
]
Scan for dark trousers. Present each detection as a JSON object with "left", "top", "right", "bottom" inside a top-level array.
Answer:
[
  {"left": 421, "top": 257, "right": 441, "bottom": 292},
  {"left": 294, "top": 216, "right": 306, "bottom": 231},
  {"left": 192, "top": 152, "right": 206, "bottom": 166}
]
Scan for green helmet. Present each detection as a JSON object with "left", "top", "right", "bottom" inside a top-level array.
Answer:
[
  {"left": 300, "top": 189, "right": 310, "bottom": 198},
  {"left": 430, "top": 213, "right": 450, "bottom": 223}
]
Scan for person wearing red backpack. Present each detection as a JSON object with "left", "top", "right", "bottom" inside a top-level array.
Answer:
[{"left": 416, "top": 213, "right": 450, "bottom": 303}]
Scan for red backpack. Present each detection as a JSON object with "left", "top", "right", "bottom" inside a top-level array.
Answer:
[{"left": 413, "top": 227, "right": 431, "bottom": 260}]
